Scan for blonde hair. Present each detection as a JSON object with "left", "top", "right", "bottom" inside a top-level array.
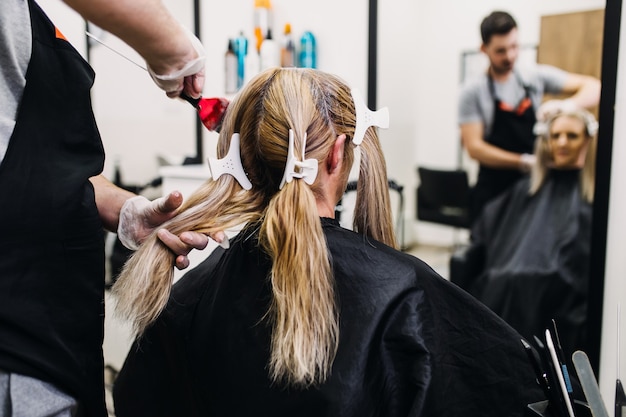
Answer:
[
  {"left": 529, "top": 109, "right": 597, "bottom": 203},
  {"left": 112, "top": 68, "right": 396, "bottom": 387}
]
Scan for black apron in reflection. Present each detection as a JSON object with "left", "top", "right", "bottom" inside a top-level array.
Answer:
[
  {"left": 470, "top": 73, "right": 537, "bottom": 222},
  {"left": 0, "top": 1, "right": 106, "bottom": 416}
]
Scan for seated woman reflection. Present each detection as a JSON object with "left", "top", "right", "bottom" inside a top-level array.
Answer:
[
  {"left": 111, "top": 68, "right": 543, "bottom": 416},
  {"left": 465, "top": 103, "right": 597, "bottom": 357}
]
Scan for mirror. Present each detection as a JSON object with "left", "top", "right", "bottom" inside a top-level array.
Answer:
[
  {"left": 376, "top": 0, "right": 607, "bottom": 372},
  {"left": 588, "top": 0, "right": 620, "bottom": 375}
]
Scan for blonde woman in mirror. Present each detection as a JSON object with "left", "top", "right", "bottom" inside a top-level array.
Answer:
[
  {"left": 112, "top": 67, "right": 545, "bottom": 417},
  {"left": 530, "top": 101, "right": 597, "bottom": 202},
  {"left": 465, "top": 103, "right": 598, "bottom": 358}
]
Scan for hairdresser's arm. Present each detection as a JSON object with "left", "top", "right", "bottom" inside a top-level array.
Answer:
[
  {"left": 460, "top": 122, "right": 531, "bottom": 171},
  {"left": 91, "top": 174, "right": 135, "bottom": 232},
  {"left": 63, "top": 0, "right": 204, "bottom": 97},
  {"left": 561, "top": 73, "right": 601, "bottom": 109},
  {"left": 536, "top": 74, "right": 601, "bottom": 122},
  {"left": 90, "top": 174, "right": 210, "bottom": 270}
]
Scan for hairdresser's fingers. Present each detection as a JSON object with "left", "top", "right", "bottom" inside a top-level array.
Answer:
[
  {"left": 157, "top": 228, "right": 195, "bottom": 256},
  {"left": 159, "top": 229, "right": 210, "bottom": 271},
  {"left": 179, "top": 231, "right": 210, "bottom": 251},
  {"left": 198, "top": 230, "right": 229, "bottom": 249},
  {"left": 183, "top": 70, "right": 205, "bottom": 99},
  {"left": 153, "top": 191, "right": 184, "bottom": 215},
  {"left": 157, "top": 230, "right": 192, "bottom": 271},
  {"left": 178, "top": 230, "right": 229, "bottom": 249},
  {"left": 175, "top": 255, "right": 190, "bottom": 270}
]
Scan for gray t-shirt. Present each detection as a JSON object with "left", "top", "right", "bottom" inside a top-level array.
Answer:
[
  {"left": 0, "top": 0, "right": 31, "bottom": 163},
  {"left": 458, "top": 64, "right": 568, "bottom": 138}
]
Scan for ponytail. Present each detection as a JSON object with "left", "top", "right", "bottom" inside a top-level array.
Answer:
[
  {"left": 260, "top": 178, "right": 338, "bottom": 386},
  {"left": 353, "top": 130, "right": 397, "bottom": 249}
]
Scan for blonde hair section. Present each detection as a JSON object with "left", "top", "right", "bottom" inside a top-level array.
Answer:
[
  {"left": 112, "top": 67, "right": 395, "bottom": 387},
  {"left": 112, "top": 74, "right": 272, "bottom": 337},
  {"left": 112, "top": 177, "right": 264, "bottom": 336},
  {"left": 352, "top": 127, "right": 397, "bottom": 248},
  {"left": 529, "top": 109, "right": 597, "bottom": 203}
]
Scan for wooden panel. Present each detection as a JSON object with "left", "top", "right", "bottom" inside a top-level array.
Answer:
[{"left": 537, "top": 9, "right": 604, "bottom": 116}]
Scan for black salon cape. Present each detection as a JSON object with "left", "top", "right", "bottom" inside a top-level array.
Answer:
[
  {"left": 468, "top": 170, "right": 591, "bottom": 357},
  {"left": 113, "top": 218, "right": 543, "bottom": 417}
]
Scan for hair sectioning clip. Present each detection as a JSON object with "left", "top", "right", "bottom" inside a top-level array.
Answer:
[
  {"left": 207, "top": 133, "right": 252, "bottom": 190},
  {"left": 279, "top": 130, "right": 319, "bottom": 189},
  {"left": 533, "top": 107, "right": 598, "bottom": 138},
  {"left": 351, "top": 89, "right": 390, "bottom": 146}
]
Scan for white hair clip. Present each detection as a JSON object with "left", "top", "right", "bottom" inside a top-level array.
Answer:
[
  {"left": 279, "top": 130, "right": 319, "bottom": 189},
  {"left": 586, "top": 120, "right": 599, "bottom": 137},
  {"left": 351, "top": 89, "right": 390, "bottom": 146},
  {"left": 533, "top": 121, "right": 549, "bottom": 137},
  {"left": 533, "top": 109, "right": 599, "bottom": 138},
  {"left": 207, "top": 133, "right": 252, "bottom": 190}
]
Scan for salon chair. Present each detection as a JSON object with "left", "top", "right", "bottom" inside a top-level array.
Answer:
[
  {"left": 336, "top": 179, "right": 406, "bottom": 250},
  {"left": 415, "top": 166, "right": 471, "bottom": 229},
  {"left": 415, "top": 166, "right": 475, "bottom": 287}
]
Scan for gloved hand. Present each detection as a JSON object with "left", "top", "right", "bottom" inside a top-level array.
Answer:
[
  {"left": 147, "top": 26, "right": 206, "bottom": 99},
  {"left": 519, "top": 153, "right": 537, "bottom": 173},
  {"left": 117, "top": 192, "right": 227, "bottom": 270}
]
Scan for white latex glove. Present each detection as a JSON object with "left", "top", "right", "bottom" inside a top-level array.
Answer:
[
  {"left": 520, "top": 153, "right": 537, "bottom": 173},
  {"left": 147, "top": 27, "right": 206, "bottom": 98},
  {"left": 117, "top": 194, "right": 227, "bottom": 269},
  {"left": 117, "top": 195, "right": 171, "bottom": 250}
]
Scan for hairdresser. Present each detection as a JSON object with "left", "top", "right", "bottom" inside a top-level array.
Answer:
[
  {"left": 458, "top": 10, "right": 600, "bottom": 223},
  {"left": 0, "top": 0, "right": 215, "bottom": 415}
]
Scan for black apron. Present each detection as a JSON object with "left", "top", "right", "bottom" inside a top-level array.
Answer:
[
  {"left": 470, "top": 73, "right": 537, "bottom": 223},
  {"left": 0, "top": 1, "right": 106, "bottom": 416}
]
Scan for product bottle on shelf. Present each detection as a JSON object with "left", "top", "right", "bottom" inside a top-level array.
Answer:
[
  {"left": 224, "top": 39, "right": 238, "bottom": 94},
  {"left": 245, "top": 45, "right": 260, "bottom": 84},
  {"left": 233, "top": 32, "right": 248, "bottom": 89},
  {"left": 280, "top": 23, "right": 296, "bottom": 67},
  {"left": 299, "top": 31, "right": 316, "bottom": 69},
  {"left": 253, "top": 0, "right": 272, "bottom": 50},
  {"left": 260, "top": 29, "right": 280, "bottom": 70}
]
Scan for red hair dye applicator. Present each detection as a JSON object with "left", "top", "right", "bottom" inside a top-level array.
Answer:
[{"left": 181, "top": 93, "right": 229, "bottom": 133}]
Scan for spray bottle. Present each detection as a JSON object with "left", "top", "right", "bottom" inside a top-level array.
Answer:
[
  {"left": 253, "top": 0, "right": 272, "bottom": 52},
  {"left": 224, "top": 39, "right": 238, "bottom": 94},
  {"left": 260, "top": 29, "right": 280, "bottom": 70},
  {"left": 233, "top": 32, "right": 248, "bottom": 89},
  {"left": 280, "top": 23, "right": 296, "bottom": 67},
  {"left": 299, "top": 31, "right": 316, "bottom": 69}
]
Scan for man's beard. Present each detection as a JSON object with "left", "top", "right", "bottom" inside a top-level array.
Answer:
[{"left": 491, "top": 61, "right": 513, "bottom": 75}]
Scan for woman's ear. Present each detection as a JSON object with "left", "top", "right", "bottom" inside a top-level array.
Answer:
[{"left": 327, "top": 134, "right": 347, "bottom": 174}]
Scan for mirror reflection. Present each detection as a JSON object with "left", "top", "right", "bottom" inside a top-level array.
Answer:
[
  {"left": 458, "top": 11, "right": 601, "bottom": 224},
  {"left": 408, "top": 4, "right": 603, "bottom": 358},
  {"left": 453, "top": 106, "right": 598, "bottom": 357}
]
